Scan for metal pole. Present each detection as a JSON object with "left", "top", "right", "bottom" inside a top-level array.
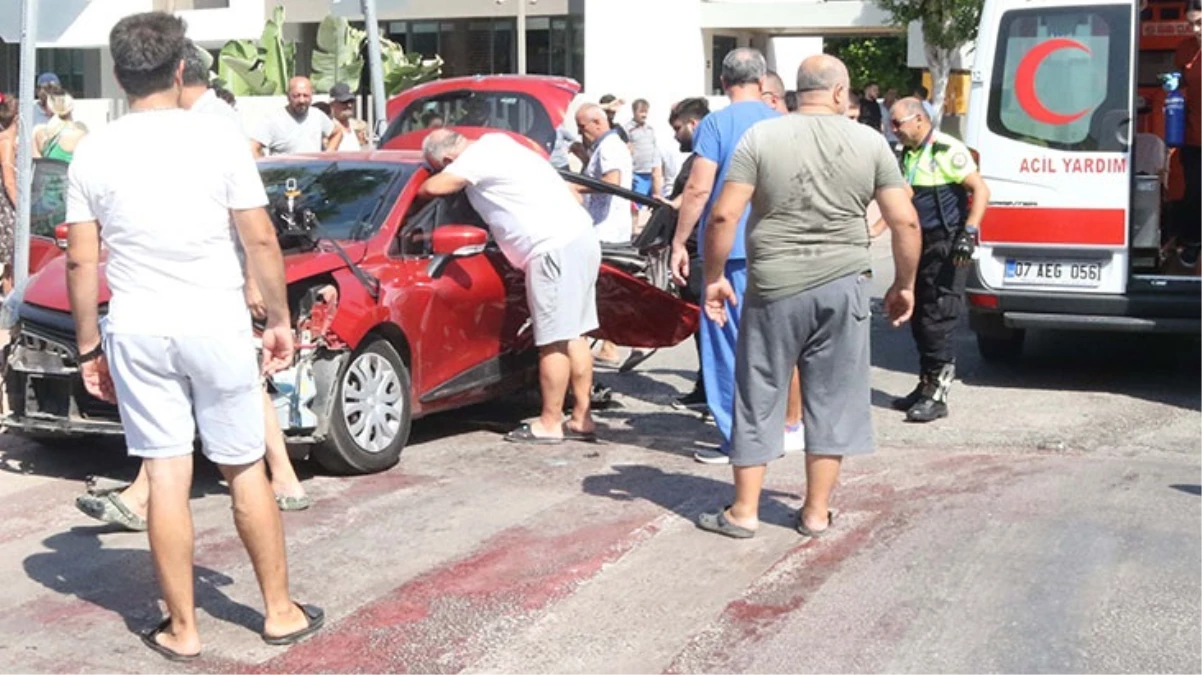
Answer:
[
  {"left": 360, "top": 0, "right": 388, "bottom": 139},
  {"left": 517, "top": 0, "right": 527, "bottom": 75},
  {"left": 13, "top": 0, "right": 37, "bottom": 289}
]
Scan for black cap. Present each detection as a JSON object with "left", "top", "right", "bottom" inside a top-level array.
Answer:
[{"left": 329, "top": 82, "right": 355, "bottom": 102}]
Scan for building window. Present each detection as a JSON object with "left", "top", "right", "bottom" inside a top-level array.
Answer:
[
  {"left": 525, "top": 16, "right": 584, "bottom": 84},
  {"left": 36, "top": 49, "right": 90, "bottom": 96}
]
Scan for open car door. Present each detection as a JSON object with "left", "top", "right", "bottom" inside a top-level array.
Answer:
[{"left": 559, "top": 171, "right": 700, "bottom": 348}]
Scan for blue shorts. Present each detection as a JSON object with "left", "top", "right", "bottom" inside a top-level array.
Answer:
[{"left": 632, "top": 172, "right": 654, "bottom": 197}]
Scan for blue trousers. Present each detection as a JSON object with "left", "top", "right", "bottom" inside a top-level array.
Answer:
[{"left": 699, "top": 259, "right": 747, "bottom": 453}]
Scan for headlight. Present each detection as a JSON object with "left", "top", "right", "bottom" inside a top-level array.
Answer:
[{"left": 0, "top": 277, "right": 29, "bottom": 331}]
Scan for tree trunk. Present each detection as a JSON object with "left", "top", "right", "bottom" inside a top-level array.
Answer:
[{"left": 925, "top": 44, "right": 952, "bottom": 130}]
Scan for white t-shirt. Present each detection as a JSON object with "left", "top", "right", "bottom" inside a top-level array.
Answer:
[
  {"left": 66, "top": 109, "right": 267, "bottom": 336},
  {"left": 251, "top": 106, "right": 334, "bottom": 155},
  {"left": 583, "top": 131, "right": 633, "bottom": 243},
  {"left": 336, "top": 121, "right": 361, "bottom": 151},
  {"left": 444, "top": 133, "right": 592, "bottom": 270},
  {"left": 191, "top": 88, "right": 242, "bottom": 129}
]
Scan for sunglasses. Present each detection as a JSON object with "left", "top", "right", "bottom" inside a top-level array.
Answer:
[{"left": 891, "top": 113, "right": 919, "bottom": 129}]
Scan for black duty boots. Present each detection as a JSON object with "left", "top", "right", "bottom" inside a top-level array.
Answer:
[{"left": 904, "top": 364, "right": 954, "bottom": 423}]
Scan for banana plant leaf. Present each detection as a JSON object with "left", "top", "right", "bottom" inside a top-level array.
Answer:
[{"left": 312, "top": 15, "right": 365, "bottom": 93}]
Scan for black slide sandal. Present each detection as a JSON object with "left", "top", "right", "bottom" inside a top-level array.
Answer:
[
  {"left": 262, "top": 603, "right": 325, "bottom": 646},
  {"left": 140, "top": 618, "right": 200, "bottom": 662}
]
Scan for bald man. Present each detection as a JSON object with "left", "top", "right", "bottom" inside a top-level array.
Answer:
[
  {"left": 697, "top": 54, "right": 920, "bottom": 540},
  {"left": 250, "top": 76, "right": 342, "bottom": 156}
]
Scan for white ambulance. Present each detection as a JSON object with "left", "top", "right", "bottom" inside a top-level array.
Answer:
[{"left": 964, "top": 0, "right": 1200, "bottom": 360}]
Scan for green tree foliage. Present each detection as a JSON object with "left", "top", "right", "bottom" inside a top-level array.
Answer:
[
  {"left": 824, "top": 36, "right": 917, "bottom": 95},
  {"left": 875, "top": 0, "right": 984, "bottom": 126},
  {"left": 218, "top": 4, "right": 294, "bottom": 96},
  {"left": 311, "top": 15, "right": 443, "bottom": 97}
]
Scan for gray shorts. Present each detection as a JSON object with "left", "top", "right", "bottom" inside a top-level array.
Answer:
[
  {"left": 526, "top": 230, "right": 601, "bottom": 347},
  {"left": 730, "top": 271, "right": 874, "bottom": 466}
]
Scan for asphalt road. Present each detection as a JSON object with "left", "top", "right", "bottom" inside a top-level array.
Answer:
[{"left": 0, "top": 239, "right": 1198, "bottom": 673}]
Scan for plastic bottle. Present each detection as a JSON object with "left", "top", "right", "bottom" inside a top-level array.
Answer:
[{"left": 1161, "top": 72, "right": 1186, "bottom": 148}]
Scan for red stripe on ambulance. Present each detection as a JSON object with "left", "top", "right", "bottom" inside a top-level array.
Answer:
[{"left": 980, "top": 207, "right": 1126, "bottom": 246}]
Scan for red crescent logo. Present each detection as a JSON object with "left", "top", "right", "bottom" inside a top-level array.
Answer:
[{"left": 1015, "top": 38, "right": 1094, "bottom": 125}]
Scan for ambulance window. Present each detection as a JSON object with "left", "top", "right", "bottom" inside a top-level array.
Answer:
[{"left": 987, "top": 6, "right": 1132, "bottom": 151}]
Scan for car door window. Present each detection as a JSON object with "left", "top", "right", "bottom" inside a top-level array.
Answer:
[
  {"left": 30, "top": 159, "right": 69, "bottom": 238},
  {"left": 397, "top": 192, "right": 488, "bottom": 257},
  {"left": 381, "top": 91, "right": 556, "bottom": 152}
]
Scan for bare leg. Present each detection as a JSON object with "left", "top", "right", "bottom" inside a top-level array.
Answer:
[
  {"left": 786, "top": 367, "right": 803, "bottom": 427},
  {"left": 119, "top": 461, "right": 151, "bottom": 520},
  {"left": 217, "top": 459, "right": 307, "bottom": 638},
  {"left": 565, "top": 338, "right": 595, "bottom": 434},
  {"left": 596, "top": 339, "right": 621, "bottom": 363},
  {"left": 260, "top": 389, "right": 305, "bottom": 499},
  {"left": 143, "top": 455, "right": 202, "bottom": 657},
  {"left": 534, "top": 342, "right": 570, "bottom": 437},
  {"left": 725, "top": 464, "right": 767, "bottom": 529},
  {"left": 801, "top": 454, "right": 842, "bottom": 532}
]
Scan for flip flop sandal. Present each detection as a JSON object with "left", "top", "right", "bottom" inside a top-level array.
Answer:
[
  {"left": 618, "top": 349, "right": 657, "bottom": 373},
  {"left": 503, "top": 423, "right": 564, "bottom": 445},
  {"left": 796, "top": 509, "right": 839, "bottom": 538},
  {"left": 561, "top": 424, "right": 598, "bottom": 443},
  {"left": 263, "top": 603, "right": 325, "bottom": 646},
  {"left": 75, "top": 491, "right": 148, "bottom": 532},
  {"left": 697, "top": 506, "right": 757, "bottom": 539},
  {"left": 275, "top": 494, "right": 314, "bottom": 512},
  {"left": 141, "top": 618, "right": 200, "bottom": 662}
]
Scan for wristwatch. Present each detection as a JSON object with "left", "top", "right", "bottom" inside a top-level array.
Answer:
[{"left": 77, "top": 344, "right": 104, "bottom": 364}]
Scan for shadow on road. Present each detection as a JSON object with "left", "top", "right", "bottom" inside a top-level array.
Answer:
[
  {"left": 1170, "top": 484, "right": 1201, "bottom": 496},
  {"left": 870, "top": 315, "right": 1202, "bottom": 412},
  {"left": 582, "top": 464, "right": 801, "bottom": 530},
  {"left": 22, "top": 527, "right": 261, "bottom": 635}
]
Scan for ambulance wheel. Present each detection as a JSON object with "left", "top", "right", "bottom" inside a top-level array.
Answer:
[{"left": 976, "top": 330, "right": 1025, "bottom": 362}]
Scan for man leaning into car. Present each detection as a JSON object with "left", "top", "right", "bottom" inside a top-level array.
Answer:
[{"left": 419, "top": 129, "right": 601, "bottom": 443}]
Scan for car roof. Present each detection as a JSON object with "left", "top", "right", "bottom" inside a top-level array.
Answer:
[
  {"left": 256, "top": 150, "right": 425, "bottom": 165},
  {"left": 387, "top": 74, "right": 580, "bottom": 104}
]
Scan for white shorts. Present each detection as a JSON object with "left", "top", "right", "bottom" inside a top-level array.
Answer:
[{"left": 104, "top": 331, "right": 265, "bottom": 465}]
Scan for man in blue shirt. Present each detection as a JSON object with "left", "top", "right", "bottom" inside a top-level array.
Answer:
[{"left": 670, "top": 47, "right": 779, "bottom": 464}]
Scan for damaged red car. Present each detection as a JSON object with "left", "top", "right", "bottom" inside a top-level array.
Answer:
[{"left": 1, "top": 152, "right": 697, "bottom": 475}]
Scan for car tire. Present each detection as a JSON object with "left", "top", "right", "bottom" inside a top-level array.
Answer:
[
  {"left": 312, "top": 338, "right": 412, "bottom": 475},
  {"left": 976, "top": 330, "right": 1025, "bottom": 362}
]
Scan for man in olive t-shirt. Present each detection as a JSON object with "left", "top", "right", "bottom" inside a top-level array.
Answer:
[{"left": 696, "top": 55, "right": 922, "bottom": 542}]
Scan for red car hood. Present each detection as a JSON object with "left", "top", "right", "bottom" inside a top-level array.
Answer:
[{"left": 21, "top": 243, "right": 367, "bottom": 314}]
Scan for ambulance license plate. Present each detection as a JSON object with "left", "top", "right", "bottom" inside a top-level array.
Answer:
[{"left": 1003, "top": 260, "right": 1102, "bottom": 287}]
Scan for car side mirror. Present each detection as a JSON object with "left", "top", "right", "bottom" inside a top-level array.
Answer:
[
  {"left": 54, "top": 223, "right": 69, "bottom": 250},
  {"left": 428, "top": 225, "right": 489, "bottom": 279}
]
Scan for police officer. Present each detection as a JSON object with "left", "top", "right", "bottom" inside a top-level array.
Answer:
[{"left": 884, "top": 97, "right": 991, "bottom": 422}]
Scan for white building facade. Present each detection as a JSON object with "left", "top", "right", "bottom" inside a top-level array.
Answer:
[{"left": 1, "top": 0, "right": 911, "bottom": 128}]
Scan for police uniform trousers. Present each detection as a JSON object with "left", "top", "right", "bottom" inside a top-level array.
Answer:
[{"left": 913, "top": 225, "right": 969, "bottom": 373}]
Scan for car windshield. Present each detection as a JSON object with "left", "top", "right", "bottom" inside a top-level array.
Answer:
[
  {"left": 258, "top": 160, "right": 415, "bottom": 241},
  {"left": 380, "top": 90, "right": 556, "bottom": 151}
]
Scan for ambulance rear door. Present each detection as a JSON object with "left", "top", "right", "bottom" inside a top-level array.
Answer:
[{"left": 967, "top": 0, "right": 1137, "bottom": 296}]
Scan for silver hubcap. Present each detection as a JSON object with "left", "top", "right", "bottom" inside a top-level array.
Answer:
[{"left": 341, "top": 352, "right": 404, "bottom": 453}]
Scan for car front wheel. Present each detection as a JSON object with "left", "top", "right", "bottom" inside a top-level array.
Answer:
[{"left": 312, "top": 338, "right": 412, "bottom": 475}]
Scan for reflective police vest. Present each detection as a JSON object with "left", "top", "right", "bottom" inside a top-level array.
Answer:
[{"left": 901, "top": 130, "right": 977, "bottom": 231}]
